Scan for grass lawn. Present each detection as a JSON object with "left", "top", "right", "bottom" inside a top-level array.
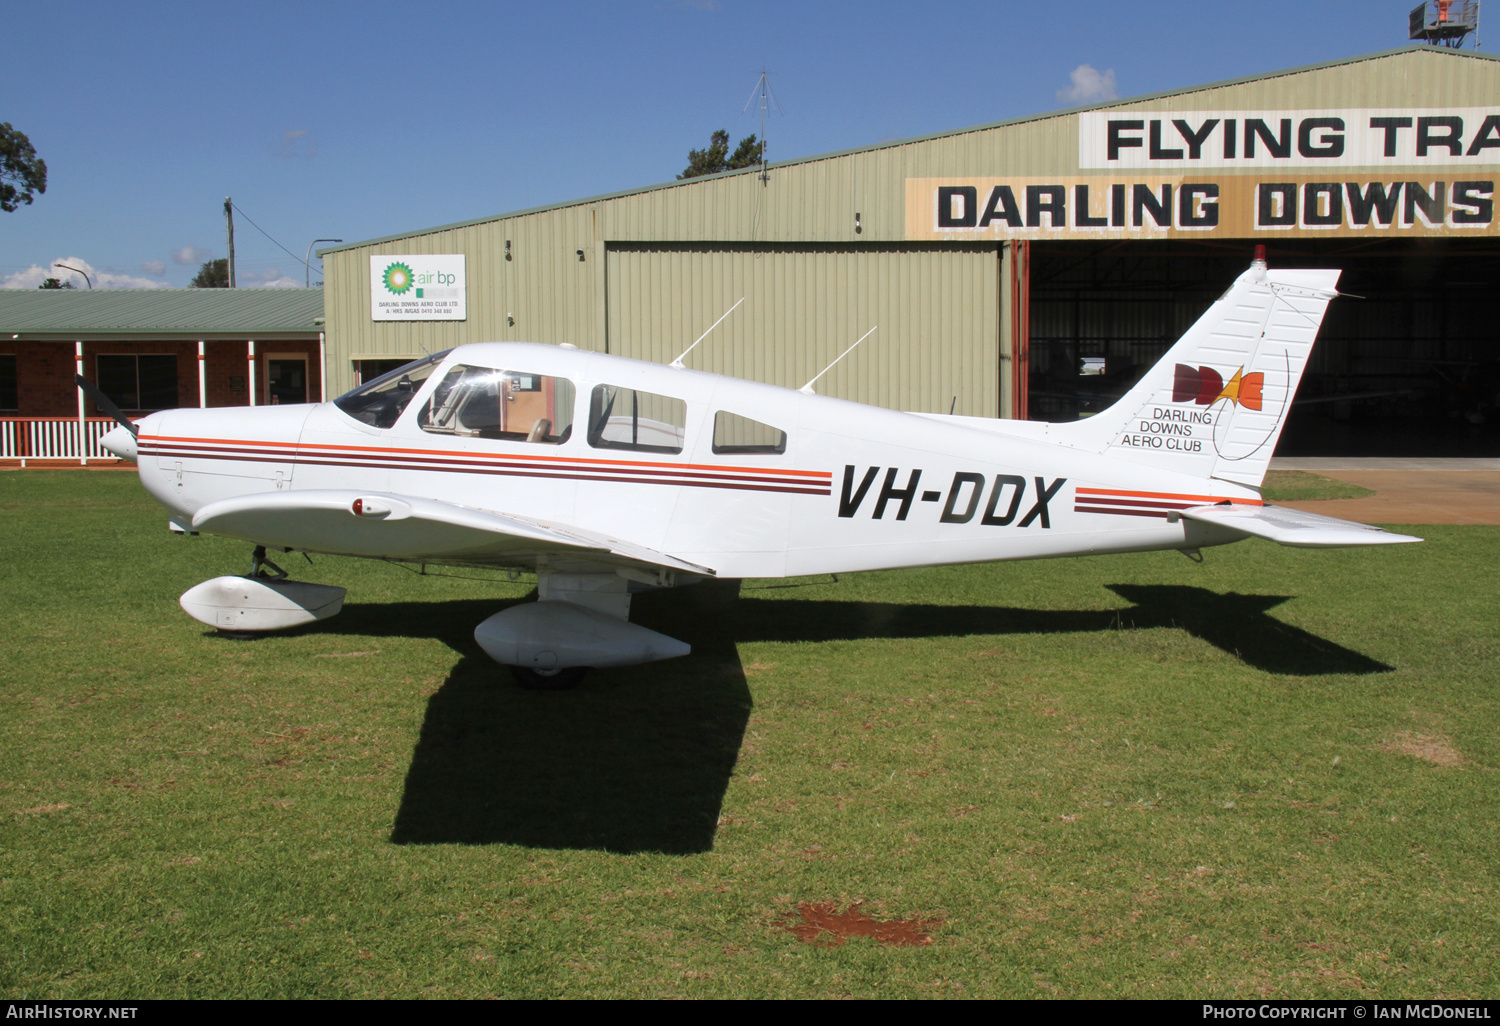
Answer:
[
  {"left": 1, "top": 471, "right": 1495, "bottom": 999},
  {"left": 1261, "top": 470, "right": 1376, "bottom": 502}
]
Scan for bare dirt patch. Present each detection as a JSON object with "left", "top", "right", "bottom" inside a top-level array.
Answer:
[
  {"left": 1379, "top": 731, "right": 1468, "bottom": 768},
  {"left": 782, "top": 901, "right": 941, "bottom": 947}
]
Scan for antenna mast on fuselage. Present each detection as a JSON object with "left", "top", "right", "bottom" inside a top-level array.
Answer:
[
  {"left": 671, "top": 297, "right": 745, "bottom": 369},
  {"left": 800, "top": 326, "right": 878, "bottom": 395}
]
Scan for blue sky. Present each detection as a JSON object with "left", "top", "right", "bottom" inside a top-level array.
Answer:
[{"left": 2, "top": 1, "right": 1449, "bottom": 289}]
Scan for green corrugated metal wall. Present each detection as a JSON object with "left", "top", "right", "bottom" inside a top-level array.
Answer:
[
  {"left": 321, "top": 47, "right": 1500, "bottom": 404},
  {"left": 605, "top": 243, "right": 999, "bottom": 415}
]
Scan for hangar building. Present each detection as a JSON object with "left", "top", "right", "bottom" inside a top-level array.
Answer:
[{"left": 334, "top": 46, "right": 1496, "bottom": 454}]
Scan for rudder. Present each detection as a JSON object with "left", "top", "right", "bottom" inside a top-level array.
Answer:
[{"left": 1051, "top": 255, "right": 1340, "bottom": 489}]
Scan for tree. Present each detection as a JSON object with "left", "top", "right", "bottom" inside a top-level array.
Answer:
[
  {"left": 0, "top": 123, "right": 47, "bottom": 213},
  {"left": 190, "top": 258, "right": 229, "bottom": 288},
  {"left": 38, "top": 277, "right": 72, "bottom": 289},
  {"left": 678, "top": 129, "right": 765, "bottom": 179}
]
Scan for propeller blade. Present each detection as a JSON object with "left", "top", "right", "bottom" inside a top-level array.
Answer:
[{"left": 74, "top": 374, "right": 138, "bottom": 437}]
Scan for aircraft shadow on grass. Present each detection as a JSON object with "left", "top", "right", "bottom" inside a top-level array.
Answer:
[{"left": 293, "top": 580, "right": 1390, "bottom": 854}]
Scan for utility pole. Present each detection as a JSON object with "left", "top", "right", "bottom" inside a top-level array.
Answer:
[{"left": 224, "top": 196, "right": 237, "bottom": 288}]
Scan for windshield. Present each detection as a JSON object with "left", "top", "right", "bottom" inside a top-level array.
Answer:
[{"left": 333, "top": 350, "right": 451, "bottom": 428}]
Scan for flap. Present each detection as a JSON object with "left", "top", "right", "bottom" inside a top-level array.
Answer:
[{"left": 191, "top": 489, "right": 715, "bottom": 577}]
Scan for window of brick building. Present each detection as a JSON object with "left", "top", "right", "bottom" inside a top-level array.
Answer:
[
  {"left": 0, "top": 356, "right": 16, "bottom": 411},
  {"left": 97, "top": 354, "right": 178, "bottom": 411}
]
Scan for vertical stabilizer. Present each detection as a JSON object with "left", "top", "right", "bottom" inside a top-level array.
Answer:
[{"left": 1052, "top": 258, "right": 1340, "bottom": 489}]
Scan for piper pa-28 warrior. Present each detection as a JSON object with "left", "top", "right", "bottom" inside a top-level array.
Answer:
[{"left": 90, "top": 251, "right": 1418, "bottom": 688}]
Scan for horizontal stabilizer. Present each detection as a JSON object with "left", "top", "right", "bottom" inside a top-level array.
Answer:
[
  {"left": 1180, "top": 504, "right": 1421, "bottom": 548},
  {"left": 191, "top": 489, "right": 715, "bottom": 577}
]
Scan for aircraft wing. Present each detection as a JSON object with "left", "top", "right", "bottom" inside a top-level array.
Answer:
[
  {"left": 189, "top": 489, "right": 715, "bottom": 578},
  {"left": 1180, "top": 503, "right": 1422, "bottom": 548}
]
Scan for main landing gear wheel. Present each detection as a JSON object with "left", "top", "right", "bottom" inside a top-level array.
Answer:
[{"left": 509, "top": 665, "right": 589, "bottom": 691}]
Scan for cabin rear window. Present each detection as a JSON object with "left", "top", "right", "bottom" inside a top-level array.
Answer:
[
  {"left": 711, "top": 411, "right": 786, "bottom": 454},
  {"left": 587, "top": 384, "right": 685, "bottom": 454},
  {"left": 418, "top": 365, "right": 575, "bottom": 444}
]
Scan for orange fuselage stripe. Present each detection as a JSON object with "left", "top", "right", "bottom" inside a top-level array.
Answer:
[
  {"left": 140, "top": 434, "right": 831, "bottom": 480},
  {"left": 1075, "top": 486, "right": 1263, "bottom": 506}
]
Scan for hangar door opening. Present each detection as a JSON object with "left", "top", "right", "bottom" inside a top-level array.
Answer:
[
  {"left": 606, "top": 243, "right": 1001, "bottom": 417},
  {"left": 1024, "top": 240, "right": 1500, "bottom": 457}
]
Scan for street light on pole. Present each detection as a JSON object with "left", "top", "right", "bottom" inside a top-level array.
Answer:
[
  {"left": 305, "top": 239, "right": 342, "bottom": 287},
  {"left": 54, "top": 263, "right": 93, "bottom": 289}
]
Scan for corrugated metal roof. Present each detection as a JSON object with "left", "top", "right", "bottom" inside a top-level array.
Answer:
[
  {"left": 0, "top": 288, "right": 324, "bottom": 337},
  {"left": 320, "top": 45, "right": 1500, "bottom": 255}
]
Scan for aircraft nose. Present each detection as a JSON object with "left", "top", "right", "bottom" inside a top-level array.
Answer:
[{"left": 101, "top": 424, "right": 138, "bottom": 462}]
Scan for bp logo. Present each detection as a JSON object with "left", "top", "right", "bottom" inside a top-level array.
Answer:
[{"left": 382, "top": 262, "right": 415, "bottom": 295}]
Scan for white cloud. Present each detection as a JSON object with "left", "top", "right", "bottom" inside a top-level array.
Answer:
[
  {"left": 98, "top": 273, "right": 169, "bottom": 289},
  {"left": 1057, "top": 64, "right": 1118, "bottom": 105},
  {"left": 141, "top": 260, "right": 167, "bottom": 275},
  {"left": 273, "top": 129, "right": 318, "bottom": 159},
  {"left": 173, "top": 245, "right": 211, "bottom": 265},
  {"left": 240, "top": 267, "right": 303, "bottom": 289},
  {"left": 1, "top": 258, "right": 168, "bottom": 290},
  {"left": 2, "top": 264, "right": 55, "bottom": 289}
]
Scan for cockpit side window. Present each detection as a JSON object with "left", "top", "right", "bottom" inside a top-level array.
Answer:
[
  {"left": 418, "top": 365, "right": 575, "bottom": 444},
  {"left": 333, "top": 351, "right": 450, "bottom": 429},
  {"left": 711, "top": 411, "right": 787, "bottom": 455},
  {"left": 587, "top": 384, "right": 686, "bottom": 454}
]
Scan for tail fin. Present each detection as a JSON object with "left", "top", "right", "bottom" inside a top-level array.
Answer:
[{"left": 1053, "top": 256, "right": 1340, "bottom": 489}]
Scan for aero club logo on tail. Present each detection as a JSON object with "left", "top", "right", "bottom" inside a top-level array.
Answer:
[{"left": 1173, "top": 364, "right": 1263, "bottom": 410}]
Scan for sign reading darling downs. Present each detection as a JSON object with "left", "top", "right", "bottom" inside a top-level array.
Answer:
[
  {"left": 370, "top": 255, "right": 467, "bottom": 321},
  {"left": 905, "top": 108, "right": 1499, "bottom": 240}
]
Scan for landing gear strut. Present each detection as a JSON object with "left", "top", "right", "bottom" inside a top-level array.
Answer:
[{"left": 250, "top": 544, "right": 288, "bottom": 580}]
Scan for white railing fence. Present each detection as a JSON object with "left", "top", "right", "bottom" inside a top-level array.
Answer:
[{"left": 0, "top": 418, "right": 122, "bottom": 465}]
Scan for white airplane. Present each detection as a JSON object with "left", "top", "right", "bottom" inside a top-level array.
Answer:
[{"left": 89, "top": 252, "right": 1418, "bottom": 688}]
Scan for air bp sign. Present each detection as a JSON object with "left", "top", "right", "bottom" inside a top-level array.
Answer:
[{"left": 370, "top": 254, "right": 467, "bottom": 321}]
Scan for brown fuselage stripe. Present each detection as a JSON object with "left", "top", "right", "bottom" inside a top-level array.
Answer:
[
  {"left": 145, "top": 443, "right": 819, "bottom": 488},
  {"left": 141, "top": 434, "right": 831, "bottom": 479},
  {"left": 1075, "top": 485, "right": 1263, "bottom": 518},
  {"left": 1075, "top": 496, "right": 1198, "bottom": 511},
  {"left": 1075, "top": 506, "right": 1173, "bottom": 519},
  {"left": 1077, "top": 486, "right": 1262, "bottom": 506},
  {"left": 139, "top": 443, "right": 831, "bottom": 496}
]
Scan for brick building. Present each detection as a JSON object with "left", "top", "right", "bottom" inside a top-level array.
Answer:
[{"left": 0, "top": 289, "right": 326, "bottom": 419}]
